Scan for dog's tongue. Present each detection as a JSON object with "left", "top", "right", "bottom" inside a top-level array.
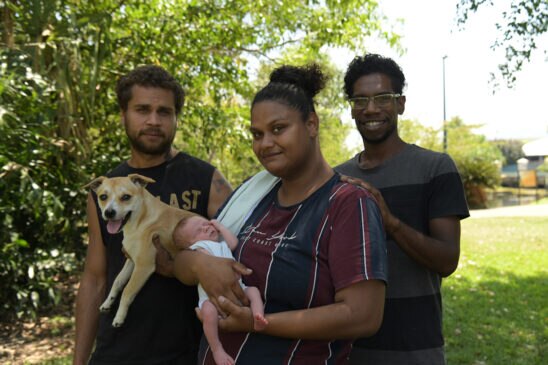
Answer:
[{"left": 107, "top": 220, "right": 123, "bottom": 234}]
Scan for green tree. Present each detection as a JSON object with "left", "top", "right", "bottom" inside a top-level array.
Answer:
[
  {"left": 398, "top": 118, "right": 441, "bottom": 151},
  {"left": 0, "top": 0, "right": 398, "bottom": 320},
  {"left": 0, "top": 56, "right": 84, "bottom": 320},
  {"left": 446, "top": 117, "right": 502, "bottom": 187},
  {"left": 492, "top": 138, "right": 525, "bottom": 166},
  {"left": 456, "top": 0, "right": 548, "bottom": 88},
  {"left": 446, "top": 117, "right": 503, "bottom": 208}
]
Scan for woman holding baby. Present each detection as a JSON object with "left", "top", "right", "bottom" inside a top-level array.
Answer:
[{"left": 173, "top": 63, "right": 387, "bottom": 364}]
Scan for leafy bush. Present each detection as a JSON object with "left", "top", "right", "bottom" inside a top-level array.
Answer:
[
  {"left": 0, "top": 51, "right": 89, "bottom": 321},
  {"left": 446, "top": 118, "right": 503, "bottom": 208},
  {"left": 0, "top": 242, "right": 78, "bottom": 321}
]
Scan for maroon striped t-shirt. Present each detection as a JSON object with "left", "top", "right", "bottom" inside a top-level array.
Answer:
[{"left": 199, "top": 174, "right": 387, "bottom": 365}]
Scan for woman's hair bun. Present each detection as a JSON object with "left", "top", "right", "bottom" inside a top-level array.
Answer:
[{"left": 269, "top": 63, "right": 326, "bottom": 98}]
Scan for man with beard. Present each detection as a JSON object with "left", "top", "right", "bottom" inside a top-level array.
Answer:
[
  {"left": 336, "top": 54, "right": 469, "bottom": 365},
  {"left": 73, "top": 65, "right": 233, "bottom": 365}
]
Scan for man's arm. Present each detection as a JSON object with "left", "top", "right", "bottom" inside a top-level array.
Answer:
[
  {"left": 73, "top": 194, "right": 107, "bottom": 365},
  {"left": 389, "top": 215, "right": 461, "bottom": 277},
  {"left": 207, "top": 169, "right": 233, "bottom": 219},
  {"left": 342, "top": 176, "right": 461, "bottom": 277}
]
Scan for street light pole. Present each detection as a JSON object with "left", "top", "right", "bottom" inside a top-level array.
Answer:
[{"left": 442, "top": 55, "right": 448, "bottom": 152}]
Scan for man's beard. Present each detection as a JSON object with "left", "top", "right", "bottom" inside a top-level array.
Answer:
[
  {"left": 359, "top": 121, "right": 397, "bottom": 145},
  {"left": 127, "top": 129, "right": 175, "bottom": 156}
]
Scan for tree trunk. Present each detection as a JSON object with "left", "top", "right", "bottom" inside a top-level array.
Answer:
[{"left": 2, "top": 1, "right": 14, "bottom": 48}]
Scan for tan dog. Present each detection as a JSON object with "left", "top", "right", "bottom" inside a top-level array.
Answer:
[{"left": 85, "top": 174, "right": 196, "bottom": 327}]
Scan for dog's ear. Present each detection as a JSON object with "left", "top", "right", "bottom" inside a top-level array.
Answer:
[
  {"left": 83, "top": 176, "right": 106, "bottom": 192},
  {"left": 128, "top": 174, "right": 156, "bottom": 188}
]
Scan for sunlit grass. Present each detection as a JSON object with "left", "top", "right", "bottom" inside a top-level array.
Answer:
[
  {"left": 534, "top": 197, "right": 548, "bottom": 205},
  {"left": 26, "top": 357, "right": 71, "bottom": 365},
  {"left": 444, "top": 217, "right": 547, "bottom": 365}
]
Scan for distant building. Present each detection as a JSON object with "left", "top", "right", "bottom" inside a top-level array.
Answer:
[
  {"left": 500, "top": 136, "right": 547, "bottom": 188},
  {"left": 520, "top": 136, "right": 547, "bottom": 188},
  {"left": 522, "top": 136, "right": 548, "bottom": 163}
]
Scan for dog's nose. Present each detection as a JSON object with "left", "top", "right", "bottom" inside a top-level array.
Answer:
[{"left": 105, "top": 209, "right": 116, "bottom": 219}]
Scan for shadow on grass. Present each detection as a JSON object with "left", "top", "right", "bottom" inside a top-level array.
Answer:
[{"left": 444, "top": 267, "right": 547, "bottom": 365}]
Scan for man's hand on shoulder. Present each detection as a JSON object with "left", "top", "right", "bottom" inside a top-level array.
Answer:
[{"left": 340, "top": 175, "right": 401, "bottom": 234}]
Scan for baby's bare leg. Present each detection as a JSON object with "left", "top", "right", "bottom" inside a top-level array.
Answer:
[
  {"left": 245, "top": 286, "right": 268, "bottom": 331},
  {"left": 201, "top": 300, "right": 234, "bottom": 365}
]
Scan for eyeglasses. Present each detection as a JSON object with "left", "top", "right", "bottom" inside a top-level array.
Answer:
[{"left": 348, "top": 94, "right": 401, "bottom": 110}]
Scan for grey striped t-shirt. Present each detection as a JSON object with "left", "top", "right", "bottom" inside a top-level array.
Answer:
[{"left": 336, "top": 144, "right": 469, "bottom": 365}]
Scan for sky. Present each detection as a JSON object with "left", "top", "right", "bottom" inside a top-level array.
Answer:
[{"left": 329, "top": 0, "right": 548, "bottom": 148}]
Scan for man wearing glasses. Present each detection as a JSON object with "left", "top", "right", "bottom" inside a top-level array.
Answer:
[{"left": 336, "top": 54, "right": 469, "bottom": 365}]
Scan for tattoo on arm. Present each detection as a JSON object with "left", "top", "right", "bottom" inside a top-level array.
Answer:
[
  {"left": 213, "top": 177, "right": 231, "bottom": 194},
  {"left": 208, "top": 170, "right": 233, "bottom": 219}
]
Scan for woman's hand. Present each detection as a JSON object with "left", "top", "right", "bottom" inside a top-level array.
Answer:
[
  {"left": 173, "top": 250, "right": 251, "bottom": 314},
  {"left": 198, "top": 255, "right": 251, "bottom": 309},
  {"left": 216, "top": 296, "right": 256, "bottom": 333}
]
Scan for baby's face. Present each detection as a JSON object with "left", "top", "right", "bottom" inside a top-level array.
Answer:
[{"left": 182, "top": 216, "right": 220, "bottom": 244}]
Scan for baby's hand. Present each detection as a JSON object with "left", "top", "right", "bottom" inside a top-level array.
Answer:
[{"left": 210, "top": 219, "right": 221, "bottom": 229}]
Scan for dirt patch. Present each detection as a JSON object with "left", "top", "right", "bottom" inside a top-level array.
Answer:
[
  {"left": 0, "top": 277, "right": 78, "bottom": 364},
  {"left": 0, "top": 316, "right": 74, "bottom": 364}
]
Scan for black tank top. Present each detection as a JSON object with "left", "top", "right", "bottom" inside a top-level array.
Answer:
[{"left": 90, "top": 152, "right": 214, "bottom": 365}]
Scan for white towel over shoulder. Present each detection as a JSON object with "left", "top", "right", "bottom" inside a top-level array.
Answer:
[{"left": 217, "top": 170, "right": 280, "bottom": 236}]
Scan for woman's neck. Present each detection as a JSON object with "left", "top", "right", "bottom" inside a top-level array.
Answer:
[{"left": 277, "top": 157, "right": 334, "bottom": 207}]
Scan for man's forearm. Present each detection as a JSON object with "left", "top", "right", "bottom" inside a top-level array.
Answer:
[
  {"left": 73, "top": 278, "right": 104, "bottom": 365},
  {"left": 389, "top": 217, "right": 460, "bottom": 276},
  {"left": 172, "top": 249, "right": 201, "bottom": 285}
]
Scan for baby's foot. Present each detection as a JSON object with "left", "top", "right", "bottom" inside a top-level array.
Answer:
[
  {"left": 212, "top": 349, "right": 234, "bottom": 365},
  {"left": 253, "top": 313, "right": 269, "bottom": 331}
]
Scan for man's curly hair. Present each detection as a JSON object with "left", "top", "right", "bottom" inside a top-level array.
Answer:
[
  {"left": 116, "top": 65, "right": 185, "bottom": 115},
  {"left": 343, "top": 54, "right": 406, "bottom": 98}
]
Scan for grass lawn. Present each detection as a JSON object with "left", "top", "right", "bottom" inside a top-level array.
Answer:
[
  {"left": 31, "top": 358, "right": 71, "bottom": 365},
  {"left": 534, "top": 197, "right": 548, "bottom": 205},
  {"left": 444, "top": 216, "right": 547, "bottom": 365}
]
